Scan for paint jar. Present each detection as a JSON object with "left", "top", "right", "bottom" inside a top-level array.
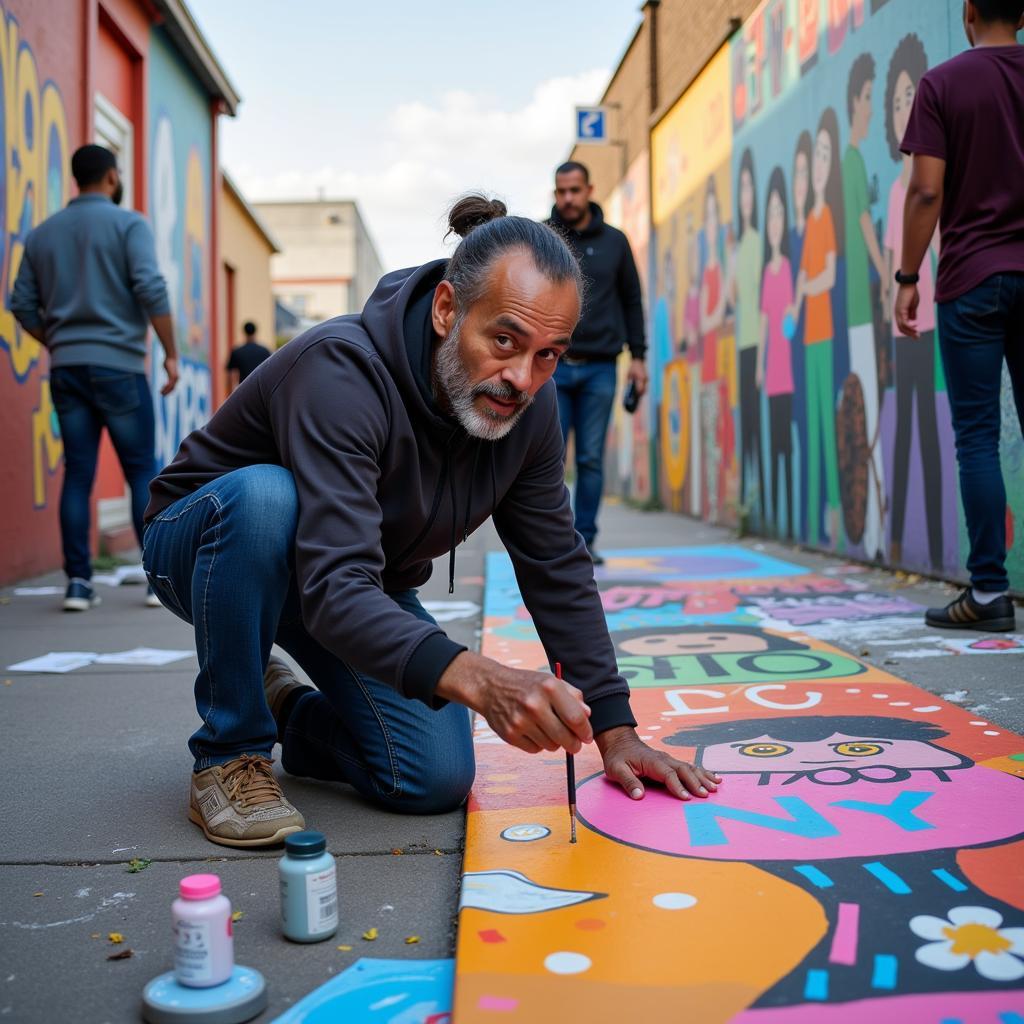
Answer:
[
  {"left": 279, "top": 831, "right": 338, "bottom": 942},
  {"left": 172, "top": 873, "right": 234, "bottom": 988}
]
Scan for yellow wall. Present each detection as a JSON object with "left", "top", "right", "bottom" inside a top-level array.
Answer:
[{"left": 219, "top": 179, "right": 276, "bottom": 401}]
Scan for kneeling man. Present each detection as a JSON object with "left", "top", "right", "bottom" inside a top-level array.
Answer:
[{"left": 145, "top": 196, "right": 719, "bottom": 847}]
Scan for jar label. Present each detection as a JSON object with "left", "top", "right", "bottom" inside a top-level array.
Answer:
[
  {"left": 174, "top": 917, "right": 211, "bottom": 983},
  {"left": 305, "top": 863, "right": 338, "bottom": 935}
]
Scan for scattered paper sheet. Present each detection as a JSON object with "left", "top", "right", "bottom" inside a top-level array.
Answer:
[
  {"left": 94, "top": 648, "right": 193, "bottom": 666},
  {"left": 92, "top": 565, "right": 146, "bottom": 587},
  {"left": 12, "top": 587, "right": 65, "bottom": 596},
  {"left": 7, "top": 652, "right": 99, "bottom": 673},
  {"left": 8, "top": 647, "right": 193, "bottom": 672},
  {"left": 422, "top": 600, "right": 481, "bottom": 622}
]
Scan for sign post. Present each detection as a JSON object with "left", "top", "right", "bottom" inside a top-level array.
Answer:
[{"left": 574, "top": 106, "right": 608, "bottom": 145}]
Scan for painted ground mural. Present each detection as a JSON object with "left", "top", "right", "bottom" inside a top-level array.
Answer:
[
  {"left": 453, "top": 547, "right": 1024, "bottom": 1020},
  {"left": 621, "top": 0, "right": 1024, "bottom": 590}
]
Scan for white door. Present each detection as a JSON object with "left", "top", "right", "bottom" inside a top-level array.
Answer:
[{"left": 93, "top": 93, "right": 135, "bottom": 533}]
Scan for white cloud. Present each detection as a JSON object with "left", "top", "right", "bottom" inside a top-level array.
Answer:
[{"left": 229, "top": 68, "right": 608, "bottom": 271}]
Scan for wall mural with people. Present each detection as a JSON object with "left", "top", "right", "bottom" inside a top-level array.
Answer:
[
  {"left": 148, "top": 25, "right": 213, "bottom": 469},
  {"left": 605, "top": 152, "right": 654, "bottom": 506},
  {"left": 619, "top": 0, "right": 1024, "bottom": 590}
]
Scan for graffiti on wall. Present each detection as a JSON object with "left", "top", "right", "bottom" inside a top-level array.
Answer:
[
  {"left": 608, "top": 0, "right": 1024, "bottom": 589},
  {"left": 148, "top": 25, "right": 212, "bottom": 469},
  {"left": 0, "top": 5, "right": 70, "bottom": 508},
  {"left": 151, "top": 112, "right": 211, "bottom": 467},
  {"left": 606, "top": 153, "right": 653, "bottom": 503},
  {"left": 453, "top": 547, "right": 1024, "bottom": 1021}
]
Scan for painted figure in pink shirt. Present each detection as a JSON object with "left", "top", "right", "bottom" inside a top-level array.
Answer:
[{"left": 759, "top": 167, "right": 798, "bottom": 540}]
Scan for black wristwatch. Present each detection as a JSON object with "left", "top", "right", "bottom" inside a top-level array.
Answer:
[{"left": 894, "top": 269, "right": 920, "bottom": 285}]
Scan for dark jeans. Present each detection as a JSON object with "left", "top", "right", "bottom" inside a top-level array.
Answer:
[
  {"left": 739, "top": 346, "right": 765, "bottom": 522},
  {"left": 49, "top": 365, "right": 155, "bottom": 580},
  {"left": 768, "top": 392, "right": 794, "bottom": 540},
  {"left": 554, "top": 359, "right": 617, "bottom": 545},
  {"left": 937, "top": 272, "right": 1024, "bottom": 592},
  {"left": 890, "top": 330, "right": 943, "bottom": 569},
  {"left": 142, "top": 465, "right": 475, "bottom": 814}
]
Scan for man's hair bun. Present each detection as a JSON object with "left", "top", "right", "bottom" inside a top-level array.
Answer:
[{"left": 447, "top": 194, "right": 508, "bottom": 239}]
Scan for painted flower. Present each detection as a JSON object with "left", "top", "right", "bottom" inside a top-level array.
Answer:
[{"left": 911, "top": 906, "right": 1024, "bottom": 981}]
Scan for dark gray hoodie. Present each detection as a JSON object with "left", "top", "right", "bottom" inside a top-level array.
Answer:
[{"left": 147, "top": 260, "right": 635, "bottom": 734}]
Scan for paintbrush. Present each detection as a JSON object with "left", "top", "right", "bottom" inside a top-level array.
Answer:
[{"left": 555, "top": 662, "right": 577, "bottom": 844}]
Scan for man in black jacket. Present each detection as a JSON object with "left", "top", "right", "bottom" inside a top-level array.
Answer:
[
  {"left": 547, "top": 161, "right": 647, "bottom": 565},
  {"left": 144, "top": 196, "right": 717, "bottom": 848}
]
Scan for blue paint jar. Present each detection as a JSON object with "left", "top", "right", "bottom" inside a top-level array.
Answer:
[{"left": 279, "top": 831, "right": 338, "bottom": 942}]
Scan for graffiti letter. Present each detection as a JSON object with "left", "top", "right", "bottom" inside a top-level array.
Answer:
[
  {"left": 684, "top": 796, "right": 839, "bottom": 847},
  {"left": 830, "top": 792, "right": 936, "bottom": 833},
  {"left": 663, "top": 688, "right": 729, "bottom": 717},
  {"left": 745, "top": 684, "right": 823, "bottom": 710}
]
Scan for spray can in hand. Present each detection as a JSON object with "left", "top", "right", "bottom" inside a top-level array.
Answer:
[{"left": 279, "top": 831, "right": 338, "bottom": 942}]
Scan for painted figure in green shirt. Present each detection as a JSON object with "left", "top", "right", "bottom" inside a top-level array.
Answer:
[{"left": 843, "top": 53, "right": 889, "bottom": 562}]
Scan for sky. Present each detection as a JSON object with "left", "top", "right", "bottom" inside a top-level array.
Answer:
[{"left": 189, "top": 0, "right": 642, "bottom": 270}]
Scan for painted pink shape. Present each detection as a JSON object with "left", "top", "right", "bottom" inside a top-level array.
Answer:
[
  {"left": 576, "top": 768, "right": 1024, "bottom": 861},
  {"left": 478, "top": 928, "right": 507, "bottom": 944},
  {"left": 828, "top": 902, "right": 859, "bottom": 965},
  {"left": 730, "top": 989, "right": 1024, "bottom": 1021},
  {"left": 477, "top": 996, "right": 519, "bottom": 1012}
]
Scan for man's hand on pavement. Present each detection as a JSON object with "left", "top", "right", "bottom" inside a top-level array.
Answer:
[
  {"left": 162, "top": 355, "right": 179, "bottom": 395},
  {"left": 596, "top": 725, "right": 721, "bottom": 801},
  {"left": 627, "top": 358, "right": 648, "bottom": 398},
  {"left": 894, "top": 283, "right": 921, "bottom": 339},
  {"left": 435, "top": 651, "right": 593, "bottom": 754}
]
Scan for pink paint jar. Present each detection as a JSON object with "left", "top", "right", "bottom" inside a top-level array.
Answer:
[{"left": 172, "top": 873, "right": 234, "bottom": 988}]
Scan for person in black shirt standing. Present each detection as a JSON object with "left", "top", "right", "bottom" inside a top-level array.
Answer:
[
  {"left": 547, "top": 161, "right": 647, "bottom": 564},
  {"left": 226, "top": 321, "right": 272, "bottom": 390}
]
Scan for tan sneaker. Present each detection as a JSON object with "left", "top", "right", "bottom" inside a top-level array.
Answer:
[{"left": 188, "top": 754, "right": 305, "bottom": 847}]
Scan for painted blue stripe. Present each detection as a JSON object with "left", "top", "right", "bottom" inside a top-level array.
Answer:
[
  {"left": 940, "top": 1019, "right": 964, "bottom": 1024},
  {"left": 803, "top": 969, "right": 829, "bottom": 1001},
  {"left": 932, "top": 868, "right": 968, "bottom": 892},
  {"left": 999, "top": 1013, "right": 1024, "bottom": 1024},
  {"left": 794, "top": 865, "right": 834, "bottom": 889},
  {"left": 871, "top": 954, "right": 897, "bottom": 990},
  {"left": 863, "top": 861, "right": 911, "bottom": 894}
]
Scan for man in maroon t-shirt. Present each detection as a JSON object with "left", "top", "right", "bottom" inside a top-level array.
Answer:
[{"left": 895, "top": 0, "right": 1023, "bottom": 632}]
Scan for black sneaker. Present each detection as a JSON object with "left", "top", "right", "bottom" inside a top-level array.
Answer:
[
  {"left": 586, "top": 545, "right": 605, "bottom": 566},
  {"left": 925, "top": 589, "right": 1016, "bottom": 632},
  {"left": 63, "top": 578, "right": 100, "bottom": 612}
]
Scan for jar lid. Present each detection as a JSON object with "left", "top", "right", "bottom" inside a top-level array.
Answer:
[
  {"left": 285, "top": 830, "right": 327, "bottom": 857},
  {"left": 179, "top": 873, "right": 221, "bottom": 900}
]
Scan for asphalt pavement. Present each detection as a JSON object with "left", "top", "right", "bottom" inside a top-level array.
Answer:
[{"left": 0, "top": 500, "right": 1019, "bottom": 1021}]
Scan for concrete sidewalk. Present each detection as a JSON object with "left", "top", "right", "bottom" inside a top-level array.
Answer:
[{"left": 1, "top": 502, "right": 1020, "bottom": 1021}]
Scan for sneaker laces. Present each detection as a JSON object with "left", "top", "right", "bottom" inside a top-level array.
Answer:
[{"left": 221, "top": 754, "right": 283, "bottom": 808}]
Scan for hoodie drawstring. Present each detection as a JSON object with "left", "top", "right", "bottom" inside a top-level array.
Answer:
[
  {"left": 447, "top": 450, "right": 458, "bottom": 594},
  {"left": 448, "top": 441, "right": 484, "bottom": 594}
]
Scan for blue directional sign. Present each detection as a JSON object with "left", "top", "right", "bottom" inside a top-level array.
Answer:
[{"left": 575, "top": 106, "right": 608, "bottom": 145}]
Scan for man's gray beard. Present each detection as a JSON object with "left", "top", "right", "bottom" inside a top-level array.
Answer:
[{"left": 432, "top": 321, "right": 533, "bottom": 441}]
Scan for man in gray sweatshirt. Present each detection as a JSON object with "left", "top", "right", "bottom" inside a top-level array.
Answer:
[{"left": 11, "top": 144, "right": 179, "bottom": 612}]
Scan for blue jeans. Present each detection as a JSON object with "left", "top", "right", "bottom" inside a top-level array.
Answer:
[
  {"left": 142, "top": 465, "right": 475, "bottom": 814},
  {"left": 49, "top": 365, "right": 155, "bottom": 580},
  {"left": 937, "top": 272, "right": 1024, "bottom": 592},
  {"left": 554, "top": 359, "right": 617, "bottom": 545}
]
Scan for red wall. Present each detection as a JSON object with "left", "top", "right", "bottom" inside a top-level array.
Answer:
[{"left": 0, "top": 0, "right": 87, "bottom": 583}]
